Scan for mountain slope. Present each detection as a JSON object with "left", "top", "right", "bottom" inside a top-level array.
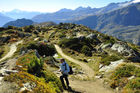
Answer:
[
  {"left": 0, "top": 13, "right": 13, "bottom": 27},
  {"left": 0, "top": 23, "right": 140, "bottom": 93},
  {"left": 3, "top": 18, "right": 34, "bottom": 27},
  {"left": 74, "top": 3, "right": 140, "bottom": 45}
]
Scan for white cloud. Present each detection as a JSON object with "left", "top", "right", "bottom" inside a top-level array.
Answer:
[{"left": 133, "top": 0, "right": 140, "bottom": 3}]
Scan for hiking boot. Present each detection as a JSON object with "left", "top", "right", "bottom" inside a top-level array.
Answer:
[
  {"left": 63, "top": 86, "right": 67, "bottom": 90},
  {"left": 67, "top": 86, "right": 71, "bottom": 90}
]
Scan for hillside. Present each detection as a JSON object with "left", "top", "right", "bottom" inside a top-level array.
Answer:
[
  {"left": 3, "top": 18, "right": 34, "bottom": 27},
  {"left": 74, "top": 3, "right": 140, "bottom": 45},
  {"left": 0, "top": 23, "right": 140, "bottom": 93}
]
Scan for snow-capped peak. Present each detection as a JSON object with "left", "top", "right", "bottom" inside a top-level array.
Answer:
[
  {"left": 132, "top": 0, "right": 140, "bottom": 3},
  {"left": 119, "top": 0, "right": 140, "bottom": 7}
]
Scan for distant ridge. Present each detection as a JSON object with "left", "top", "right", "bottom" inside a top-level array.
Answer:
[
  {"left": 74, "top": 3, "right": 140, "bottom": 45},
  {"left": 3, "top": 18, "right": 34, "bottom": 27}
]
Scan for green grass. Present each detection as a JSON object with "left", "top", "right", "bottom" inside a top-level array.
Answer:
[
  {"left": 100, "top": 54, "right": 122, "bottom": 66},
  {"left": 4, "top": 51, "right": 63, "bottom": 93},
  {"left": 110, "top": 64, "right": 140, "bottom": 92}
]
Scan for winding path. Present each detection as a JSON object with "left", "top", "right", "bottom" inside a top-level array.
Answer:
[
  {"left": 0, "top": 40, "right": 23, "bottom": 62},
  {"left": 55, "top": 45, "right": 94, "bottom": 78},
  {"left": 55, "top": 45, "right": 114, "bottom": 93}
]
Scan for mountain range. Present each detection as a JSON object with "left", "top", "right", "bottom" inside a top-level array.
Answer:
[
  {"left": 74, "top": 3, "right": 140, "bottom": 45},
  {"left": 2, "top": 9, "right": 41, "bottom": 19},
  {"left": 1, "top": 0, "right": 140, "bottom": 45},
  {"left": 32, "top": 1, "right": 133, "bottom": 23}
]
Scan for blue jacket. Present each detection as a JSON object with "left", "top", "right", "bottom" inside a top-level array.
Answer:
[{"left": 60, "top": 62, "right": 70, "bottom": 75}]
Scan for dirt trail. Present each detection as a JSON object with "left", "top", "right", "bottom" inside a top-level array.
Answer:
[
  {"left": 54, "top": 45, "right": 94, "bottom": 78},
  {"left": 0, "top": 40, "right": 23, "bottom": 62},
  {"left": 55, "top": 45, "right": 115, "bottom": 93},
  {"left": 0, "top": 41, "right": 23, "bottom": 93}
]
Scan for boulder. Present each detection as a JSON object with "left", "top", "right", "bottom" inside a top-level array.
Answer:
[
  {"left": 100, "top": 43, "right": 112, "bottom": 49},
  {"left": 99, "top": 59, "right": 124, "bottom": 72},
  {"left": 18, "top": 33, "right": 25, "bottom": 38},
  {"left": 128, "top": 76, "right": 135, "bottom": 80},
  {"left": 86, "top": 34, "right": 97, "bottom": 39},
  {"left": 111, "top": 42, "right": 134, "bottom": 56},
  {"left": 77, "top": 36, "right": 85, "bottom": 41}
]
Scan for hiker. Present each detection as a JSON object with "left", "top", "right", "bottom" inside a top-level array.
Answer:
[
  {"left": 35, "top": 49, "right": 40, "bottom": 58},
  {"left": 59, "top": 58, "right": 70, "bottom": 89}
]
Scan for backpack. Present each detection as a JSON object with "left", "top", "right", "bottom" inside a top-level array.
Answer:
[{"left": 65, "top": 63, "right": 73, "bottom": 75}]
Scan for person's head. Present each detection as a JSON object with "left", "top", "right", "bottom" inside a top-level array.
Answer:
[{"left": 60, "top": 58, "right": 65, "bottom": 63}]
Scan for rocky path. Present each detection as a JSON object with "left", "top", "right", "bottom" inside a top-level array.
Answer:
[
  {"left": 0, "top": 41, "right": 23, "bottom": 93},
  {"left": 55, "top": 45, "right": 115, "bottom": 93},
  {"left": 0, "top": 40, "right": 23, "bottom": 62}
]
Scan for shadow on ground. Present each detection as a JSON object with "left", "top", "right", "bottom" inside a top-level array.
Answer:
[{"left": 65, "top": 86, "right": 81, "bottom": 93}]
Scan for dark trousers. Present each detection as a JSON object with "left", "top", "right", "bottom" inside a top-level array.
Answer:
[{"left": 60, "top": 74, "right": 69, "bottom": 88}]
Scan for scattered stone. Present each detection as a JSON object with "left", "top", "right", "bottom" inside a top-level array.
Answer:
[
  {"left": 5, "top": 70, "right": 18, "bottom": 74},
  {"left": 17, "top": 65, "right": 23, "bottom": 68},
  {"left": 78, "top": 71, "right": 84, "bottom": 74},
  {"left": 34, "top": 38, "right": 39, "bottom": 41},
  {"left": 111, "top": 42, "right": 134, "bottom": 57},
  {"left": 100, "top": 43, "right": 112, "bottom": 49},
  {"left": 0, "top": 77, "right": 4, "bottom": 81},
  {"left": 0, "top": 68, "right": 18, "bottom": 76},
  {"left": 53, "top": 54, "right": 58, "bottom": 58},
  {"left": 20, "top": 82, "right": 36, "bottom": 92},
  {"left": 87, "top": 59, "right": 91, "bottom": 62},
  {"left": 77, "top": 36, "right": 85, "bottom": 41},
  {"left": 99, "top": 59, "right": 124, "bottom": 72},
  {"left": 99, "top": 64, "right": 104, "bottom": 69},
  {"left": 116, "top": 87, "right": 119, "bottom": 91},
  {"left": 128, "top": 76, "right": 135, "bottom": 80},
  {"left": 95, "top": 75, "right": 103, "bottom": 79},
  {"left": 86, "top": 33, "right": 97, "bottom": 39}
]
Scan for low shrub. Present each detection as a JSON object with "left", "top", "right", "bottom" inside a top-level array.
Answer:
[
  {"left": 110, "top": 64, "right": 140, "bottom": 91},
  {"left": 111, "top": 64, "right": 135, "bottom": 79},
  {"left": 28, "top": 56, "right": 44, "bottom": 76},
  {"left": 134, "top": 68, "right": 140, "bottom": 77},
  {"left": 125, "top": 78, "right": 140, "bottom": 90},
  {"left": 4, "top": 72, "right": 56, "bottom": 93},
  {"left": 59, "top": 37, "right": 93, "bottom": 56},
  {"left": 100, "top": 55, "right": 122, "bottom": 65},
  {"left": 27, "top": 43, "right": 56, "bottom": 56},
  {"left": 42, "top": 70, "right": 63, "bottom": 93},
  {"left": 14, "top": 52, "right": 63, "bottom": 93},
  {"left": 81, "top": 45, "right": 92, "bottom": 56}
]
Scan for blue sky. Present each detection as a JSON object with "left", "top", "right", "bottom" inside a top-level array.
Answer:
[{"left": 0, "top": 0, "right": 131, "bottom": 12}]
